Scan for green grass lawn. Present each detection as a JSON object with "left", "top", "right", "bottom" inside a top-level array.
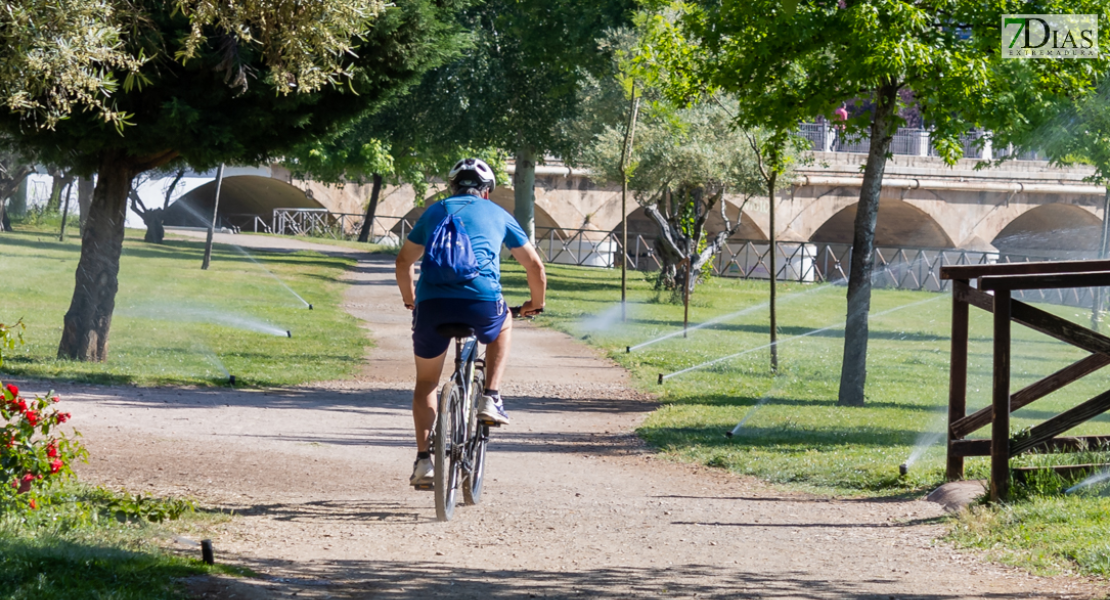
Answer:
[
  {"left": 501, "top": 261, "right": 1110, "bottom": 575},
  {"left": 0, "top": 226, "right": 368, "bottom": 387},
  {"left": 0, "top": 483, "right": 241, "bottom": 600}
]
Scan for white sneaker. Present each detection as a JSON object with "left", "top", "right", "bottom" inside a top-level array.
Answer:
[
  {"left": 477, "top": 395, "right": 510, "bottom": 426},
  {"left": 410, "top": 457, "right": 433, "bottom": 487}
]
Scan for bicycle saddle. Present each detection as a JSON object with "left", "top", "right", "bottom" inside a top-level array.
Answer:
[{"left": 436, "top": 323, "right": 475, "bottom": 339}]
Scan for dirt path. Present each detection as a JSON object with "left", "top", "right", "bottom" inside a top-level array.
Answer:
[{"left": 18, "top": 236, "right": 1107, "bottom": 599}]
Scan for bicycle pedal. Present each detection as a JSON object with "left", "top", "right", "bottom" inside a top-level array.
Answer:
[
  {"left": 479, "top": 419, "right": 502, "bottom": 427},
  {"left": 413, "top": 483, "right": 434, "bottom": 491}
]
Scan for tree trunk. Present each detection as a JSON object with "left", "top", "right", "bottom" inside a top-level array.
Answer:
[
  {"left": 837, "top": 82, "right": 900, "bottom": 407},
  {"left": 202, "top": 164, "right": 226, "bottom": 270},
  {"left": 58, "top": 153, "right": 135, "bottom": 361},
  {"left": 46, "top": 172, "right": 73, "bottom": 213},
  {"left": 0, "top": 164, "right": 34, "bottom": 232},
  {"left": 357, "top": 173, "right": 383, "bottom": 243},
  {"left": 77, "top": 176, "right": 94, "bottom": 232},
  {"left": 513, "top": 146, "right": 536, "bottom": 242}
]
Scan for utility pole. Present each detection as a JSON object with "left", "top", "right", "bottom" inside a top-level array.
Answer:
[{"left": 201, "top": 164, "right": 226, "bottom": 270}]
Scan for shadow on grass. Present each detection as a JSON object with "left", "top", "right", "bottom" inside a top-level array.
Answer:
[
  {"left": 661, "top": 392, "right": 945, "bottom": 414},
  {"left": 0, "top": 536, "right": 210, "bottom": 599},
  {"left": 641, "top": 423, "right": 931, "bottom": 449}
]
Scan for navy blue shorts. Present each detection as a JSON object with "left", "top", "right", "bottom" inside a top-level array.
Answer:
[{"left": 412, "top": 298, "right": 508, "bottom": 359}]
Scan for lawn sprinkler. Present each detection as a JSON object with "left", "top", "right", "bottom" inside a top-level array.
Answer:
[
  {"left": 899, "top": 463, "right": 909, "bottom": 477},
  {"left": 725, "top": 430, "right": 734, "bottom": 438},
  {"left": 286, "top": 330, "right": 293, "bottom": 338},
  {"left": 228, "top": 375, "right": 236, "bottom": 386},
  {"left": 657, "top": 373, "right": 664, "bottom": 385},
  {"left": 308, "top": 304, "right": 313, "bottom": 310},
  {"left": 626, "top": 346, "right": 631, "bottom": 353}
]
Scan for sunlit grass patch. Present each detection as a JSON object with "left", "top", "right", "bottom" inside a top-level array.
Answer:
[{"left": 0, "top": 227, "right": 368, "bottom": 387}]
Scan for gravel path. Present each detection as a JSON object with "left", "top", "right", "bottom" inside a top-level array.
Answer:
[{"left": 19, "top": 235, "right": 1107, "bottom": 599}]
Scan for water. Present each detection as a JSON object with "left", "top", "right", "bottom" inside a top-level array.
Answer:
[
  {"left": 728, "top": 375, "right": 789, "bottom": 437},
  {"left": 902, "top": 415, "right": 950, "bottom": 469},
  {"left": 229, "top": 245, "right": 311, "bottom": 308},
  {"left": 661, "top": 294, "right": 948, "bottom": 381},
  {"left": 579, "top": 304, "right": 630, "bottom": 334},
  {"left": 628, "top": 283, "right": 836, "bottom": 352},
  {"left": 630, "top": 255, "right": 935, "bottom": 353},
  {"left": 123, "top": 304, "right": 290, "bottom": 337},
  {"left": 1066, "top": 469, "right": 1110, "bottom": 495},
  {"left": 197, "top": 344, "right": 230, "bottom": 378}
]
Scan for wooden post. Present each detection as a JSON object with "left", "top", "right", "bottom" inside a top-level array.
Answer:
[
  {"left": 201, "top": 164, "right": 225, "bottom": 271},
  {"left": 947, "top": 279, "right": 970, "bottom": 481},
  {"left": 991, "top": 288, "right": 1012, "bottom": 502}
]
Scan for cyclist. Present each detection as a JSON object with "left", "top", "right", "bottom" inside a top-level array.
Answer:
[{"left": 395, "top": 157, "right": 547, "bottom": 487}]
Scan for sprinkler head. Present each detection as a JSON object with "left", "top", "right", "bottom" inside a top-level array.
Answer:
[
  {"left": 286, "top": 330, "right": 293, "bottom": 338},
  {"left": 308, "top": 304, "right": 313, "bottom": 310},
  {"left": 626, "top": 346, "right": 631, "bottom": 353},
  {"left": 899, "top": 463, "right": 909, "bottom": 477},
  {"left": 725, "top": 431, "right": 733, "bottom": 438},
  {"left": 657, "top": 373, "right": 664, "bottom": 385},
  {"left": 228, "top": 375, "right": 236, "bottom": 386}
]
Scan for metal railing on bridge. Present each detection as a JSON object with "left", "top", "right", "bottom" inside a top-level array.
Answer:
[{"left": 268, "top": 208, "right": 1093, "bottom": 307}]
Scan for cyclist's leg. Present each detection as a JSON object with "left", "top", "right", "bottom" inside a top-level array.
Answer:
[
  {"left": 484, "top": 314, "right": 512, "bottom": 392},
  {"left": 413, "top": 351, "right": 448, "bottom": 452}
]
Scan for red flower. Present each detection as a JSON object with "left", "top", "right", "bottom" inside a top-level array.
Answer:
[
  {"left": 21, "top": 473, "right": 34, "bottom": 483},
  {"left": 47, "top": 443, "right": 58, "bottom": 458},
  {"left": 24, "top": 411, "right": 39, "bottom": 426},
  {"left": 5, "top": 384, "right": 18, "bottom": 397},
  {"left": 49, "top": 459, "right": 63, "bottom": 474},
  {"left": 29, "top": 499, "right": 37, "bottom": 509},
  {"left": 56, "top": 412, "right": 71, "bottom": 424},
  {"left": 13, "top": 399, "right": 26, "bottom": 413},
  {"left": 50, "top": 396, "right": 59, "bottom": 404}
]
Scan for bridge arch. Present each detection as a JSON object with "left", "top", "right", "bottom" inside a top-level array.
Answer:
[
  {"left": 164, "top": 175, "right": 321, "bottom": 227},
  {"left": 809, "top": 198, "right": 954, "bottom": 248},
  {"left": 611, "top": 201, "right": 767, "bottom": 241},
  {"left": 992, "top": 203, "right": 1102, "bottom": 254},
  {"left": 394, "top": 192, "right": 563, "bottom": 237}
]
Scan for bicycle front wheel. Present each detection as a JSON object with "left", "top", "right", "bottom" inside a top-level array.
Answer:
[{"left": 434, "top": 381, "right": 463, "bottom": 522}]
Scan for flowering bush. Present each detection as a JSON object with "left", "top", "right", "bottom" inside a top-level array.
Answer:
[
  {"left": 1, "top": 382, "right": 85, "bottom": 510},
  {"left": 1, "top": 321, "right": 85, "bottom": 510}
]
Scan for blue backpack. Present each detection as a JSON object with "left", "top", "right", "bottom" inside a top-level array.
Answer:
[{"left": 421, "top": 201, "right": 480, "bottom": 285}]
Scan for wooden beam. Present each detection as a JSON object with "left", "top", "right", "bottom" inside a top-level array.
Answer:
[
  {"left": 981, "top": 271, "right": 1110, "bottom": 291},
  {"left": 1011, "top": 301, "right": 1110, "bottom": 356},
  {"left": 954, "top": 285, "right": 994, "bottom": 312},
  {"left": 1020, "top": 435, "right": 1110, "bottom": 454},
  {"left": 1012, "top": 464, "right": 1110, "bottom": 483},
  {"left": 1010, "top": 389, "right": 1110, "bottom": 456},
  {"left": 940, "top": 259, "right": 1110, "bottom": 281},
  {"left": 950, "top": 438, "right": 991, "bottom": 457},
  {"left": 950, "top": 353, "right": 1110, "bottom": 439}
]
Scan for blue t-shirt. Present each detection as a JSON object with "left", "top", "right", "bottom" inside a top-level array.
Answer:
[{"left": 407, "top": 196, "right": 529, "bottom": 302}]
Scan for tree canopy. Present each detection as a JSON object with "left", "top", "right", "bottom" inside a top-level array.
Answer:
[
  {"left": 643, "top": 0, "right": 1109, "bottom": 405},
  {"left": 0, "top": 0, "right": 468, "bottom": 361}
]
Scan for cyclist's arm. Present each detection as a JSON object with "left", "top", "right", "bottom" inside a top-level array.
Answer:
[
  {"left": 509, "top": 243, "right": 546, "bottom": 315},
  {"left": 395, "top": 239, "right": 424, "bottom": 309}
]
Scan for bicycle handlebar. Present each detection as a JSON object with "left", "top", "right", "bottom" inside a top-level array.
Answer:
[{"left": 510, "top": 305, "right": 544, "bottom": 319}]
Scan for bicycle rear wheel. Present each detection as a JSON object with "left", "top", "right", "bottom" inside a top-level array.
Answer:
[
  {"left": 434, "top": 381, "right": 463, "bottom": 522},
  {"left": 463, "top": 367, "right": 488, "bottom": 505}
]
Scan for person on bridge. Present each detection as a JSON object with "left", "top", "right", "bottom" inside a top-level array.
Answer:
[{"left": 394, "top": 157, "right": 547, "bottom": 487}]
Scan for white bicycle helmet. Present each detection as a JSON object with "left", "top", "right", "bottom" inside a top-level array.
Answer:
[{"left": 448, "top": 158, "right": 496, "bottom": 193}]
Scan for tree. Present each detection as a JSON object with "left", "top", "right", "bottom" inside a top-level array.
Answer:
[
  {"left": 0, "top": 139, "right": 36, "bottom": 232},
  {"left": 0, "top": 0, "right": 467, "bottom": 361},
  {"left": 402, "top": 0, "right": 635, "bottom": 241},
  {"left": 282, "top": 96, "right": 502, "bottom": 244},
  {"left": 580, "top": 98, "right": 763, "bottom": 301},
  {"left": 650, "top": 0, "right": 1109, "bottom": 405},
  {"left": 1022, "top": 80, "right": 1110, "bottom": 325}
]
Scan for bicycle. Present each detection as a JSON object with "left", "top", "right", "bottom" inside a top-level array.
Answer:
[{"left": 422, "top": 305, "right": 540, "bottom": 522}]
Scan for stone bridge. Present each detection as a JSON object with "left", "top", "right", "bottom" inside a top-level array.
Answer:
[{"left": 164, "top": 153, "right": 1104, "bottom": 254}]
